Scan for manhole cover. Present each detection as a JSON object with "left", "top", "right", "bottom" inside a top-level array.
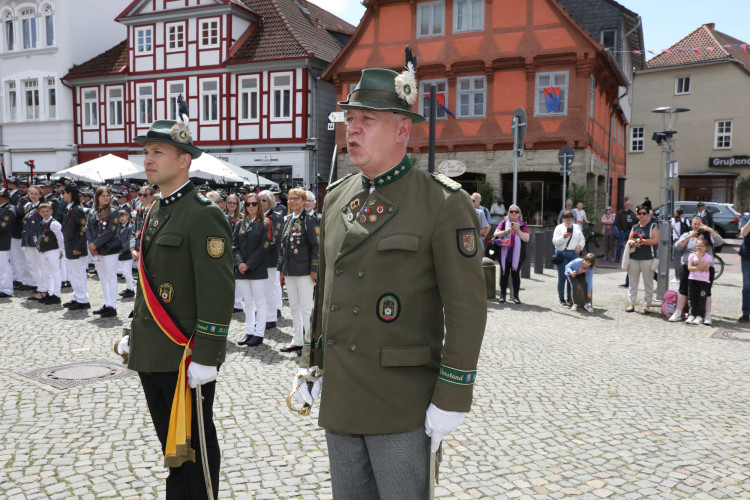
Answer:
[
  {"left": 712, "top": 329, "right": 750, "bottom": 343},
  {"left": 19, "top": 360, "right": 135, "bottom": 389}
]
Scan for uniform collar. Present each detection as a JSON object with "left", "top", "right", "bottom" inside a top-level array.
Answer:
[
  {"left": 159, "top": 182, "right": 194, "bottom": 207},
  {"left": 360, "top": 155, "right": 412, "bottom": 190}
]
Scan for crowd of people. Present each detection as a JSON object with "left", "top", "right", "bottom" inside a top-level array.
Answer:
[{"left": 0, "top": 173, "right": 324, "bottom": 349}]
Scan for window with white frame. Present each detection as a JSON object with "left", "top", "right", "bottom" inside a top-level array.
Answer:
[
  {"left": 3, "top": 11, "right": 14, "bottom": 51},
  {"left": 107, "top": 87, "right": 123, "bottom": 127},
  {"left": 166, "top": 22, "right": 184, "bottom": 51},
  {"left": 419, "top": 79, "right": 448, "bottom": 120},
  {"left": 457, "top": 76, "right": 485, "bottom": 118},
  {"left": 43, "top": 4, "right": 54, "bottom": 46},
  {"left": 271, "top": 73, "right": 291, "bottom": 120},
  {"left": 137, "top": 85, "right": 153, "bottom": 126},
  {"left": 135, "top": 27, "right": 152, "bottom": 54},
  {"left": 454, "top": 0, "right": 483, "bottom": 33},
  {"left": 46, "top": 77, "right": 56, "bottom": 119},
  {"left": 200, "top": 19, "right": 219, "bottom": 48},
  {"left": 715, "top": 120, "right": 732, "bottom": 149},
  {"left": 600, "top": 29, "right": 616, "bottom": 52},
  {"left": 239, "top": 76, "right": 259, "bottom": 121},
  {"left": 21, "top": 8, "right": 37, "bottom": 49},
  {"left": 675, "top": 76, "right": 690, "bottom": 95},
  {"left": 168, "top": 82, "right": 185, "bottom": 121},
  {"left": 588, "top": 75, "right": 595, "bottom": 119},
  {"left": 535, "top": 71, "right": 568, "bottom": 116},
  {"left": 630, "top": 126, "right": 644, "bottom": 152},
  {"left": 83, "top": 88, "right": 98, "bottom": 128},
  {"left": 201, "top": 79, "right": 219, "bottom": 123},
  {"left": 417, "top": 1, "right": 444, "bottom": 38},
  {"left": 7, "top": 81, "right": 17, "bottom": 120}
]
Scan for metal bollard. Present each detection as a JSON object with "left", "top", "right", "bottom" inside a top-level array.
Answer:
[
  {"left": 534, "top": 231, "right": 545, "bottom": 274},
  {"left": 545, "top": 229, "right": 555, "bottom": 269},
  {"left": 482, "top": 257, "right": 497, "bottom": 300}
]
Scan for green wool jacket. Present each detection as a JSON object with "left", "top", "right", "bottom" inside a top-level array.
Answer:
[
  {"left": 128, "top": 183, "right": 234, "bottom": 372},
  {"left": 302, "top": 156, "right": 487, "bottom": 435}
]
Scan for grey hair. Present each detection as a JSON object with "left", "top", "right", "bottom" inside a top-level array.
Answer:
[
  {"left": 258, "top": 190, "right": 274, "bottom": 205},
  {"left": 508, "top": 204, "right": 521, "bottom": 214}
]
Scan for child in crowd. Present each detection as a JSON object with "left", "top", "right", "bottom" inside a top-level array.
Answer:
[
  {"left": 565, "top": 252, "right": 596, "bottom": 313},
  {"left": 37, "top": 203, "right": 64, "bottom": 305},
  {"left": 117, "top": 209, "right": 135, "bottom": 298},
  {"left": 686, "top": 238, "right": 712, "bottom": 325}
]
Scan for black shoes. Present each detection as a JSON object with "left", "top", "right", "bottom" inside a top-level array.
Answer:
[
  {"left": 233, "top": 307, "right": 243, "bottom": 313},
  {"left": 16, "top": 284, "right": 34, "bottom": 291},
  {"left": 68, "top": 301, "right": 91, "bottom": 310},
  {"left": 498, "top": 296, "right": 506, "bottom": 304},
  {"left": 739, "top": 315, "right": 750, "bottom": 323},
  {"left": 61, "top": 281, "right": 71, "bottom": 288},
  {"left": 0, "top": 291, "right": 12, "bottom": 298},
  {"left": 119, "top": 289, "right": 135, "bottom": 298},
  {"left": 560, "top": 298, "right": 567, "bottom": 306},
  {"left": 247, "top": 336, "right": 263, "bottom": 347},
  {"left": 40, "top": 295, "right": 61, "bottom": 305},
  {"left": 99, "top": 306, "right": 117, "bottom": 318},
  {"left": 277, "top": 309, "right": 282, "bottom": 319},
  {"left": 237, "top": 334, "right": 253, "bottom": 346},
  {"left": 513, "top": 296, "right": 522, "bottom": 304},
  {"left": 280, "top": 344, "right": 303, "bottom": 353},
  {"left": 266, "top": 321, "right": 277, "bottom": 329},
  {"left": 93, "top": 305, "right": 107, "bottom": 314}
]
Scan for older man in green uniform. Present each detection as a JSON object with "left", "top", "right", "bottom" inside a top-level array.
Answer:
[
  {"left": 292, "top": 66, "right": 486, "bottom": 497},
  {"left": 117, "top": 119, "right": 234, "bottom": 499}
]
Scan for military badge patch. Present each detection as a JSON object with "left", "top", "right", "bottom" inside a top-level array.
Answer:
[
  {"left": 158, "top": 282, "right": 175, "bottom": 304},
  {"left": 457, "top": 228, "right": 477, "bottom": 258},
  {"left": 207, "top": 237, "right": 225, "bottom": 258},
  {"left": 376, "top": 293, "right": 401, "bottom": 323}
]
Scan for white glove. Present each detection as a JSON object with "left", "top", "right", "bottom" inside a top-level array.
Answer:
[
  {"left": 187, "top": 361, "right": 217, "bottom": 388},
  {"left": 424, "top": 403, "right": 465, "bottom": 452},
  {"left": 291, "top": 366, "right": 322, "bottom": 406},
  {"left": 117, "top": 335, "right": 129, "bottom": 355}
]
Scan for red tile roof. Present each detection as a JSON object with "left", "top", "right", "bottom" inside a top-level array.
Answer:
[
  {"left": 647, "top": 24, "right": 750, "bottom": 73},
  {"left": 226, "top": 0, "right": 355, "bottom": 64},
  {"left": 65, "top": 40, "right": 127, "bottom": 79}
]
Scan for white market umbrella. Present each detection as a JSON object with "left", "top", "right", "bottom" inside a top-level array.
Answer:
[{"left": 53, "top": 154, "right": 142, "bottom": 184}]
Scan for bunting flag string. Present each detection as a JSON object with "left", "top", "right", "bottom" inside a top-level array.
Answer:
[{"left": 608, "top": 43, "right": 747, "bottom": 56}]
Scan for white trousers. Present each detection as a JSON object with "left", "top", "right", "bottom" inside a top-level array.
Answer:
[
  {"left": 236, "top": 279, "right": 267, "bottom": 337},
  {"left": 265, "top": 267, "right": 280, "bottom": 321},
  {"left": 0, "top": 249, "right": 13, "bottom": 295},
  {"left": 10, "top": 238, "right": 27, "bottom": 283},
  {"left": 66, "top": 257, "right": 89, "bottom": 303},
  {"left": 120, "top": 259, "right": 134, "bottom": 290},
  {"left": 94, "top": 253, "right": 119, "bottom": 308},
  {"left": 23, "top": 246, "right": 39, "bottom": 287},
  {"left": 286, "top": 275, "right": 314, "bottom": 346},
  {"left": 39, "top": 250, "right": 62, "bottom": 296},
  {"left": 274, "top": 267, "right": 283, "bottom": 309},
  {"left": 234, "top": 286, "right": 243, "bottom": 309}
]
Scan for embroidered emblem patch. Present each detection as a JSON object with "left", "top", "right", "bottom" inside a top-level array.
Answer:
[
  {"left": 438, "top": 364, "right": 477, "bottom": 387},
  {"left": 457, "top": 228, "right": 477, "bottom": 258},
  {"left": 376, "top": 293, "right": 400, "bottom": 323},
  {"left": 369, "top": 214, "right": 377, "bottom": 222},
  {"left": 376, "top": 206, "right": 384, "bottom": 214},
  {"left": 207, "top": 237, "right": 225, "bottom": 258},
  {"left": 158, "top": 282, "right": 175, "bottom": 304},
  {"left": 350, "top": 199, "right": 360, "bottom": 210}
]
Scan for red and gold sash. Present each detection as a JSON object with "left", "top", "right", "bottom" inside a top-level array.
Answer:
[{"left": 138, "top": 200, "right": 196, "bottom": 468}]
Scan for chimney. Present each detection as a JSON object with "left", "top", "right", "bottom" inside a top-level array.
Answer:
[{"left": 705, "top": 23, "right": 715, "bottom": 30}]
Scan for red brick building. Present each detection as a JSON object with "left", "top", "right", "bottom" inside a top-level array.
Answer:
[{"left": 325, "top": 0, "right": 630, "bottom": 224}]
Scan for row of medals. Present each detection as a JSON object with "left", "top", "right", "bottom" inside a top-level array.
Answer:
[{"left": 346, "top": 198, "right": 389, "bottom": 224}]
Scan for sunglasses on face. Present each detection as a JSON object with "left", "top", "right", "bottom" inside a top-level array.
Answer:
[
  {"left": 509, "top": 210, "right": 519, "bottom": 214},
  {"left": 138, "top": 193, "right": 148, "bottom": 197},
  {"left": 245, "top": 202, "right": 258, "bottom": 207}
]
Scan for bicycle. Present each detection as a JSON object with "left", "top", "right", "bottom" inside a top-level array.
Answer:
[
  {"left": 582, "top": 222, "right": 604, "bottom": 257},
  {"left": 713, "top": 254, "right": 724, "bottom": 281}
]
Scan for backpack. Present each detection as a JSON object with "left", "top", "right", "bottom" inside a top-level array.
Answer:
[{"left": 661, "top": 290, "right": 678, "bottom": 318}]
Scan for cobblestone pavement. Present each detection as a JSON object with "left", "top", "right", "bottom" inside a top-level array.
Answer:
[{"left": 1, "top": 245, "right": 749, "bottom": 499}]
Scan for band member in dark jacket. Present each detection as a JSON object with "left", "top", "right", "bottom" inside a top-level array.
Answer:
[
  {"left": 0, "top": 188, "right": 16, "bottom": 297},
  {"left": 61, "top": 183, "right": 90, "bottom": 310},
  {"left": 36, "top": 202, "right": 64, "bottom": 305},
  {"left": 233, "top": 192, "right": 272, "bottom": 347},
  {"left": 21, "top": 185, "right": 45, "bottom": 298},
  {"left": 277, "top": 187, "right": 319, "bottom": 353},
  {"left": 117, "top": 208, "right": 135, "bottom": 298},
  {"left": 86, "top": 186, "right": 121, "bottom": 318},
  {"left": 259, "top": 190, "right": 284, "bottom": 328}
]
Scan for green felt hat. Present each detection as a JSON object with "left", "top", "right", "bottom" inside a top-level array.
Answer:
[
  {"left": 339, "top": 68, "right": 425, "bottom": 123},
  {"left": 134, "top": 120, "right": 203, "bottom": 159}
]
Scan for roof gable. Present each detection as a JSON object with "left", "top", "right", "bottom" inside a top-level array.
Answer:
[
  {"left": 647, "top": 23, "right": 750, "bottom": 73},
  {"left": 64, "top": 40, "right": 128, "bottom": 80}
]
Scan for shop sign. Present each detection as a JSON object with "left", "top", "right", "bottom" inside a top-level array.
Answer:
[{"left": 709, "top": 156, "right": 750, "bottom": 167}]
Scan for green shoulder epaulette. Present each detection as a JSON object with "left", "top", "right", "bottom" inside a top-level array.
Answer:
[
  {"left": 326, "top": 173, "right": 355, "bottom": 192},
  {"left": 195, "top": 192, "right": 212, "bottom": 205},
  {"left": 432, "top": 173, "right": 461, "bottom": 192}
]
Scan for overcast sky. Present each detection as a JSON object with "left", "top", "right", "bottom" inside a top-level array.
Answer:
[{"left": 309, "top": 0, "right": 750, "bottom": 60}]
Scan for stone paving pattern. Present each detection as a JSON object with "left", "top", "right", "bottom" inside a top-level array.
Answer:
[{"left": 1, "top": 246, "right": 749, "bottom": 499}]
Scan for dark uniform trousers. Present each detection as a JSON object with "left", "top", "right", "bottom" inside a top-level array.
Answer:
[{"left": 139, "top": 372, "right": 220, "bottom": 500}]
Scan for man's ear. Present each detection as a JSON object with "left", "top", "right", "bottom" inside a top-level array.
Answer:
[{"left": 395, "top": 117, "right": 412, "bottom": 144}]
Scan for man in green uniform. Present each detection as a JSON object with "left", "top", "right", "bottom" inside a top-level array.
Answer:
[
  {"left": 117, "top": 119, "right": 234, "bottom": 499},
  {"left": 293, "top": 67, "right": 486, "bottom": 497}
]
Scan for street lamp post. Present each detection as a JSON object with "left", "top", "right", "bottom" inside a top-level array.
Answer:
[{"left": 651, "top": 106, "right": 689, "bottom": 300}]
